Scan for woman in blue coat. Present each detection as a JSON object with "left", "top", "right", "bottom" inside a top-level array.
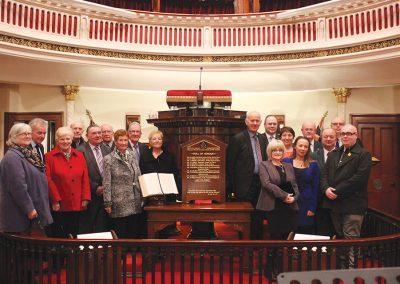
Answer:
[
  {"left": 0, "top": 123, "right": 53, "bottom": 236},
  {"left": 283, "top": 136, "right": 320, "bottom": 234}
]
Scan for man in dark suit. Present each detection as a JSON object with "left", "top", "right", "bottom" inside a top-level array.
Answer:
[
  {"left": 227, "top": 111, "right": 267, "bottom": 239},
  {"left": 101, "top": 123, "right": 115, "bottom": 150},
  {"left": 312, "top": 128, "right": 336, "bottom": 236},
  {"left": 29, "top": 118, "right": 47, "bottom": 163},
  {"left": 127, "top": 122, "right": 147, "bottom": 162},
  {"left": 70, "top": 122, "right": 85, "bottom": 149},
  {"left": 321, "top": 124, "right": 371, "bottom": 242},
  {"left": 78, "top": 124, "right": 111, "bottom": 233},
  {"left": 301, "top": 121, "right": 323, "bottom": 153},
  {"left": 263, "top": 115, "right": 280, "bottom": 148}
]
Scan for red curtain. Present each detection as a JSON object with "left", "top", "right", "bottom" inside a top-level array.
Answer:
[
  {"left": 260, "top": 0, "right": 330, "bottom": 12},
  {"left": 85, "top": 0, "right": 152, "bottom": 11},
  {"left": 160, "top": 0, "right": 234, "bottom": 15},
  {"left": 84, "top": 0, "right": 330, "bottom": 14}
]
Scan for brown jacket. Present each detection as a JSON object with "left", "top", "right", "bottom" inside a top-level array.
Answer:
[{"left": 256, "top": 160, "right": 299, "bottom": 211}]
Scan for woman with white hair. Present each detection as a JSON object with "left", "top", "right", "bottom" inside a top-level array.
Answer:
[
  {"left": 0, "top": 123, "right": 53, "bottom": 236},
  {"left": 45, "top": 126, "right": 91, "bottom": 237}
]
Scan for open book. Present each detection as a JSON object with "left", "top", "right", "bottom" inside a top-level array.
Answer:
[{"left": 138, "top": 173, "right": 179, "bottom": 197}]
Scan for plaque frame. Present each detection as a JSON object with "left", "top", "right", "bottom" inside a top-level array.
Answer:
[{"left": 181, "top": 136, "right": 227, "bottom": 203}]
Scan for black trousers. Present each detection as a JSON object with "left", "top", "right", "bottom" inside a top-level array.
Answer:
[
  {"left": 112, "top": 213, "right": 142, "bottom": 239},
  {"left": 240, "top": 175, "right": 264, "bottom": 240},
  {"left": 79, "top": 199, "right": 110, "bottom": 234},
  {"left": 51, "top": 211, "right": 81, "bottom": 238}
]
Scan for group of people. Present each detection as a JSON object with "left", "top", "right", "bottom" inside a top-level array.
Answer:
[
  {"left": 0, "top": 112, "right": 371, "bottom": 245},
  {"left": 0, "top": 120, "right": 179, "bottom": 239},
  {"left": 227, "top": 112, "right": 372, "bottom": 242}
]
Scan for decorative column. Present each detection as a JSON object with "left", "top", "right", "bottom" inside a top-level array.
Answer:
[
  {"left": 62, "top": 85, "right": 79, "bottom": 126},
  {"left": 333, "top": 87, "right": 351, "bottom": 122}
]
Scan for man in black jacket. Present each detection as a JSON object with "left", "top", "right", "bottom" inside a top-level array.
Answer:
[
  {"left": 321, "top": 124, "right": 371, "bottom": 241},
  {"left": 227, "top": 111, "right": 267, "bottom": 239},
  {"left": 312, "top": 128, "right": 336, "bottom": 236},
  {"left": 70, "top": 122, "right": 85, "bottom": 149}
]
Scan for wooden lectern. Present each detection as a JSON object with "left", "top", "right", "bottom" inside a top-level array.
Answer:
[
  {"left": 149, "top": 90, "right": 245, "bottom": 175},
  {"left": 147, "top": 90, "right": 247, "bottom": 239}
]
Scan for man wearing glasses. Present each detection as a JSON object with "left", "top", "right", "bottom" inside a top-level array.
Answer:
[
  {"left": 330, "top": 117, "right": 345, "bottom": 149},
  {"left": 320, "top": 124, "right": 371, "bottom": 265}
]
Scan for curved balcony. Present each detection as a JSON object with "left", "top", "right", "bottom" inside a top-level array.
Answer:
[
  {"left": 0, "top": 208, "right": 399, "bottom": 283},
  {"left": 1, "top": 0, "right": 399, "bottom": 91}
]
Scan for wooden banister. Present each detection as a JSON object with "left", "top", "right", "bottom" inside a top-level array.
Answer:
[{"left": 0, "top": 209, "right": 399, "bottom": 283}]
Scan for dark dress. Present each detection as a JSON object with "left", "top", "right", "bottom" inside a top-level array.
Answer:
[
  {"left": 139, "top": 147, "right": 181, "bottom": 238},
  {"left": 283, "top": 158, "right": 320, "bottom": 232},
  {"left": 266, "top": 165, "right": 298, "bottom": 239}
]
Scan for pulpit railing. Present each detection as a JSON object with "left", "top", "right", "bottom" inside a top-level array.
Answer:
[{"left": 0, "top": 208, "right": 399, "bottom": 284}]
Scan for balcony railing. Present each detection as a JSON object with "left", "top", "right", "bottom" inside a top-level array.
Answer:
[
  {"left": 0, "top": 0, "right": 399, "bottom": 58},
  {"left": 0, "top": 208, "right": 399, "bottom": 284}
]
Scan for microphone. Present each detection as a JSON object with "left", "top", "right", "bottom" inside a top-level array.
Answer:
[
  {"left": 197, "top": 67, "right": 204, "bottom": 107},
  {"left": 199, "top": 67, "right": 203, "bottom": 91}
]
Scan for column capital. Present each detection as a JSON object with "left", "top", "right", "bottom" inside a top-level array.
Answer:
[
  {"left": 62, "top": 85, "right": 79, "bottom": 101},
  {"left": 333, "top": 87, "right": 351, "bottom": 103}
]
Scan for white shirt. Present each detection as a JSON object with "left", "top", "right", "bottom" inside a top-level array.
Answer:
[
  {"left": 323, "top": 148, "right": 331, "bottom": 162},
  {"left": 267, "top": 134, "right": 275, "bottom": 142}
]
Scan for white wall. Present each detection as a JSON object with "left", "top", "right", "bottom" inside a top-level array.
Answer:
[
  {"left": 232, "top": 89, "right": 337, "bottom": 135},
  {"left": 1, "top": 83, "right": 399, "bottom": 158},
  {"left": 347, "top": 86, "right": 400, "bottom": 115},
  {"left": 78, "top": 88, "right": 167, "bottom": 141}
]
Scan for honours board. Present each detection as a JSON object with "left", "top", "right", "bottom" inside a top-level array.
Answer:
[{"left": 181, "top": 136, "right": 227, "bottom": 203}]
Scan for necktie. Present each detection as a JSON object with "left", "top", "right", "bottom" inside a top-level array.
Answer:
[
  {"left": 254, "top": 135, "right": 262, "bottom": 170},
  {"left": 268, "top": 135, "right": 273, "bottom": 143},
  {"left": 335, "top": 139, "right": 340, "bottom": 149},
  {"left": 35, "top": 144, "right": 44, "bottom": 162},
  {"left": 324, "top": 150, "right": 330, "bottom": 162},
  {"left": 133, "top": 144, "right": 140, "bottom": 161},
  {"left": 94, "top": 146, "right": 104, "bottom": 176}
]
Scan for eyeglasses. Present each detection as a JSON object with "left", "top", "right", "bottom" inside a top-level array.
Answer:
[
  {"left": 332, "top": 123, "right": 344, "bottom": 126},
  {"left": 16, "top": 132, "right": 32, "bottom": 137},
  {"left": 340, "top": 132, "right": 356, "bottom": 137},
  {"left": 272, "top": 149, "right": 284, "bottom": 152}
]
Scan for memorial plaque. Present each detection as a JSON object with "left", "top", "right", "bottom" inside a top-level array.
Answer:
[{"left": 181, "top": 136, "right": 227, "bottom": 203}]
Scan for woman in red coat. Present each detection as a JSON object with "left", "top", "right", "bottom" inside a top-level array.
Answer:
[{"left": 45, "top": 126, "right": 91, "bottom": 237}]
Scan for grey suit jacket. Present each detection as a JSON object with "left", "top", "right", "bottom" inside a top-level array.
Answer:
[
  {"left": 103, "top": 150, "right": 142, "bottom": 218},
  {"left": 78, "top": 143, "right": 111, "bottom": 201},
  {"left": 128, "top": 141, "right": 147, "bottom": 161},
  {"left": 256, "top": 160, "right": 299, "bottom": 211}
]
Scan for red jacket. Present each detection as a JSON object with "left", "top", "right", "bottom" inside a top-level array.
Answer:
[{"left": 45, "top": 146, "right": 91, "bottom": 211}]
